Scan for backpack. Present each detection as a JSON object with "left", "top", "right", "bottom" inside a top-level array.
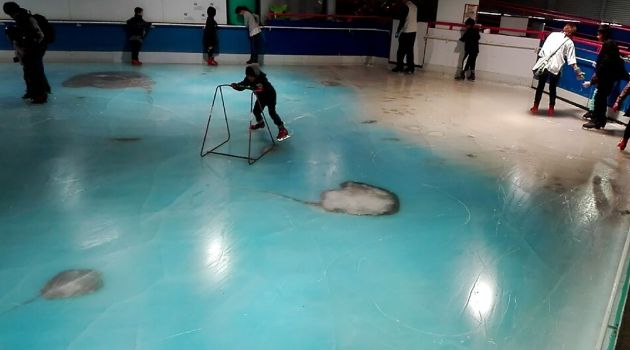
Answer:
[{"left": 32, "top": 14, "right": 55, "bottom": 44}]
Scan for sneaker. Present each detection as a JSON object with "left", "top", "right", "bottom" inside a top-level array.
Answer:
[
  {"left": 530, "top": 105, "right": 539, "bottom": 114},
  {"left": 583, "top": 111, "right": 593, "bottom": 120},
  {"left": 391, "top": 67, "right": 404, "bottom": 73},
  {"left": 207, "top": 58, "right": 218, "bottom": 66},
  {"left": 250, "top": 122, "right": 265, "bottom": 130},
  {"left": 547, "top": 106, "right": 554, "bottom": 117},
  {"left": 276, "top": 128, "right": 290, "bottom": 141},
  {"left": 131, "top": 60, "right": 142, "bottom": 66},
  {"left": 404, "top": 69, "right": 415, "bottom": 75},
  {"left": 618, "top": 139, "right": 628, "bottom": 151},
  {"left": 455, "top": 72, "right": 465, "bottom": 80},
  {"left": 467, "top": 72, "right": 476, "bottom": 81},
  {"left": 583, "top": 121, "right": 603, "bottom": 129}
]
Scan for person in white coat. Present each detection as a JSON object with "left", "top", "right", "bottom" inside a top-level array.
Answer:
[
  {"left": 392, "top": 0, "right": 417, "bottom": 74},
  {"left": 530, "top": 23, "right": 584, "bottom": 116}
]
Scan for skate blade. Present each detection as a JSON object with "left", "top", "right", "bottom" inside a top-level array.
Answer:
[{"left": 276, "top": 134, "right": 291, "bottom": 142}]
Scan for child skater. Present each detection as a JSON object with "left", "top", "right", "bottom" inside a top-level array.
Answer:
[
  {"left": 455, "top": 18, "right": 480, "bottom": 81},
  {"left": 612, "top": 81, "right": 630, "bottom": 150},
  {"left": 203, "top": 6, "right": 218, "bottom": 66},
  {"left": 231, "top": 66, "right": 290, "bottom": 141}
]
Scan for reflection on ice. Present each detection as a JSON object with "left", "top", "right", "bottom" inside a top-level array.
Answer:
[{"left": 467, "top": 279, "right": 495, "bottom": 322}]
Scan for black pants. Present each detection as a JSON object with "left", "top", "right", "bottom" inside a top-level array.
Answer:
[
  {"left": 22, "top": 48, "right": 47, "bottom": 98},
  {"left": 130, "top": 40, "right": 142, "bottom": 61},
  {"left": 462, "top": 51, "right": 478, "bottom": 72},
  {"left": 206, "top": 46, "right": 215, "bottom": 57},
  {"left": 624, "top": 122, "right": 630, "bottom": 141},
  {"left": 593, "top": 79, "right": 615, "bottom": 127},
  {"left": 534, "top": 69, "right": 561, "bottom": 106},
  {"left": 253, "top": 91, "right": 283, "bottom": 127},
  {"left": 396, "top": 32, "right": 416, "bottom": 71},
  {"left": 249, "top": 33, "right": 262, "bottom": 63}
]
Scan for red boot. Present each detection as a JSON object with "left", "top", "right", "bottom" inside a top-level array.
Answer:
[
  {"left": 131, "top": 60, "right": 142, "bottom": 66},
  {"left": 618, "top": 139, "right": 628, "bottom": 151},
  {"left": 207, "top": 58, "right": 218, "bottom": 66},
  {"left": 547, "top": 106, "right": 554, "bottom": 117},
  {"left": 530, "top": 104, "right": 539, "bottom": 114}
]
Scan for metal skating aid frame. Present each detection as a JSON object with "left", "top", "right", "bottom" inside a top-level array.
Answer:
[{"left": 200, "top": 84, "right": 276, "bottom": 165}]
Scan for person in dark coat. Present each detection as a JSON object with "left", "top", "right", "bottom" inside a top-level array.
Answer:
[
  {"left": 203, "top": 6, "right": 218, "bottom": 66},
  {"left": 126, "top": 7, "right": 151, "bottom": 65},
  {"left": 230, "top": 66, "right": 290, "bottom": 141},
  {"left": 456, "top": 18, "right": 480, "bottom": 81},
  {"left": 3, "top": 1, "right": 49, "bottom": 103},
  {"left": 583, "top": 25, "right": 629, "bottom": 129}
]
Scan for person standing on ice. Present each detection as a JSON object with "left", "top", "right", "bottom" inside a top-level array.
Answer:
[
  {"left": 235, "top": 6, "right": 262, "bottom": 64},
  {"left": 230, "top": 65, "right": 290, "bottom": 142},
  {"left": 455, "top": 17, "right": 480, "bottom": 81},
  {"left": 203, "top": 6, "right": 218, "bottom": 66},
  {"left": 126, "top": 7, "right": 151, "bottom": 66},
  {"left": 583, "top": 25, "right": 629, "bottom": 129},
  {"left": 530, "top": 23, "right": 583, "bottom": 116},
  {"left": 392, "top": 0, "right": 417, "bottom": 74}
]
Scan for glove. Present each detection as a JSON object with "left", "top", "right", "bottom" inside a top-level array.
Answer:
[
  {"left": 613, "top": 102, "right": 620, "bottom": 112},
  {"left": 230, "top": 83, "right": 238, "bottom": 90},
  {"left": 582, "top": 81, "right": 591, "bottom": 88}
]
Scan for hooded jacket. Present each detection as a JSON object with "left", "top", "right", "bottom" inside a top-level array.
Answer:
[{"left": 234, "top": 66, "right": 276, "bottom": 101}]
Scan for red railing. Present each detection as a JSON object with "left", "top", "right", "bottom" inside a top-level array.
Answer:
[
  {"left": 430, "top": 21, "right": 630, "bottom": 58},
  {"left": 480, "top": 0, "right": 630, "bottom": 33},
  {"left": 430, "top": 21, "right": 546, "bottom": 40},
  {"left": 267, "top": 12, "right": 391, "bottom": 22}
]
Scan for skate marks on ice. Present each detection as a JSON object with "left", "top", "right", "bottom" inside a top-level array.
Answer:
[
  {"left": 63, "top": 72, "right": 154, "bottom": 90},
  {"left": 1, "top": 269, "right": 103, "bottom": 314},
  {"left": 271, "top": 181, "right": 400, "bottom": 216}
]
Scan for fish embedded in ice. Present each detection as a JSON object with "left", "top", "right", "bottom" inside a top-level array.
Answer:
[
  {"left": 273, "top": 181, "right": 400, "bottom": 216},
  {"left": 62, "top": 71, "right": 154, "bottom": 90},
  {"left": 1, "top": 269, "right": 103, "bottom": 314},
  {"left": 40, "top": 269, "right": 103, "bottom": 299}
]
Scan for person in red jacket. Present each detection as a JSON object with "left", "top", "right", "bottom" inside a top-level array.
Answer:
[{"left": 231, "top": 66, "right": 290, "bottom": 141}]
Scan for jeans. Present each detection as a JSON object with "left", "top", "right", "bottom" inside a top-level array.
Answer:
[
  {"left": 534, "top": 69, "right": 561, "bottom": 106},
  {"left": 396, "top": 32, "right": 416, "bottom": 71}
]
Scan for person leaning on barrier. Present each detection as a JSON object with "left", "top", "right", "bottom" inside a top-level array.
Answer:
[
  {"left": 530, "top": 23, "right": 584, "bottom": 117},
  {"left": 582, "top": 25, "right": 629, "bottom": 129}
]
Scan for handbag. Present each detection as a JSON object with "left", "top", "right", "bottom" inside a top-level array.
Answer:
[{"left": 532, "top": 36, "right": 570, "bottom": 78}]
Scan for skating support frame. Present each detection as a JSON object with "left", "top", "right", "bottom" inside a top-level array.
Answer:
[{"left": 200, "top": 84, "right": 276, "bottom": 165}]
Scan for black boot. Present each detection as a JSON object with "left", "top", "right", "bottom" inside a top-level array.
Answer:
[
  {"left": 468, "top": 71, "right": 476, "bottom": 81},
  {"left": 455, "top": 71, "right": 465, "bottom": 80}
]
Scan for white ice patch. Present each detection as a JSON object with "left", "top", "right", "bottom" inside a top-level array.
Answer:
[{"left": 320, "top": 182, "right": 399, "bottom": 216}]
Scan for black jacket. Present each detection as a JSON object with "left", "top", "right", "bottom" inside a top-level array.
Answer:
[
  {"left": 10, "top": 8, "right": 44, "bottom": 49},
  {"left": 594, "top": 39, "right": 629, "bottom": 84},
  {"left": 234, "top": 67, "right": 276, "bottom": 101},
  {"left": 126, "top": 15, "right": 150, "bottom": 40},
  {"left": 203, "top": 17, "right": 218, "bottom": 48},
  {"left": 460, "top": 27, "right": 480, "bottom": 54}
]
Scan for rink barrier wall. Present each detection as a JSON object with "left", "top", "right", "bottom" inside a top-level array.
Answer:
[{"left": 0, "top": 21, "right": 390, "bottom": 58}]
